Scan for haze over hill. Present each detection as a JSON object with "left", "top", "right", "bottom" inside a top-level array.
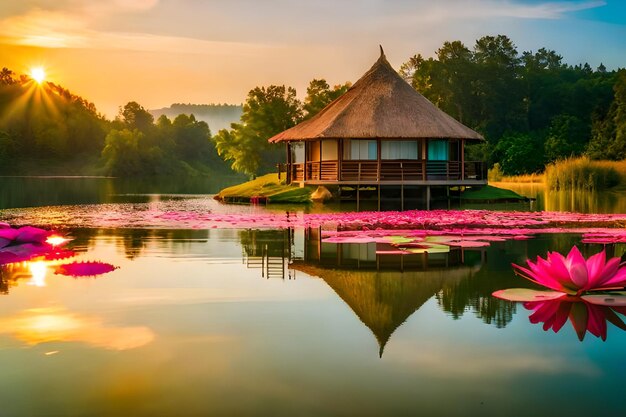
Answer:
[{"left": 150, "top": 104, "right": 243, "bottom": 133}]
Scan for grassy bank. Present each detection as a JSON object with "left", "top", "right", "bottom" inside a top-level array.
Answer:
[
  {"left": 544, "top": 157, "right": 624, "bottom": 190},
  {"left": 215, "top": 173, "right": 314, "bottom": 203},
  {"left": 460, "top": 185, "right": 528, "bottom": 202}
]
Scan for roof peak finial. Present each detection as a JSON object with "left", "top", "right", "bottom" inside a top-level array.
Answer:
[{"left": 379, "top": 45, "right": 385, "bottom": 58}]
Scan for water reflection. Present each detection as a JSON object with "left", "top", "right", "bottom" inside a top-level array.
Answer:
[
  {"left": 0, "top": 306, "right": 154, "bottom": 350},
  {"left": 240, "top": 228, "right": 491, "bottom": 356},
  {"left": 493, "top": 182, "right": 626, "bottom": 214},
  {"left": 524, "top": 298, "right": 626, "bottom": 341},
  {"left": 0, "top": 176, "right": 243, "bottom": 210}
]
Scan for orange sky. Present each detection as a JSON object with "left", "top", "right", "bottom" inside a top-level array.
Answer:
[{"left": 0, "top": 0, "right": 624, "bottom": 118}]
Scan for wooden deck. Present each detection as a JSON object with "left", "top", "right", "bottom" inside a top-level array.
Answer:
[{"left": 287, "top": 160, "right": 486, "bottom": 185}]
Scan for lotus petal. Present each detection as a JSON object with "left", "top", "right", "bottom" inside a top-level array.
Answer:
[
  {"left": 15, "top": 226, "right": 50, "bottom": 244},
  {"left": 569, "top": 302, "right": 589, "bottom": 341},
  {"left": 0, "top": 228, "right": 19, "bottom": 240}
]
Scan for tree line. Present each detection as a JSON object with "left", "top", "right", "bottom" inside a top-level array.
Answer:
[
  {"left": 399, "top": 35, "right": 625, "bottom": 174},
  {"left": 0, "top": 68, "right": 233, "bottom": 176},
  {"left": 1, "top": 34, "right": 624, "bottom": 178},
  {"left": 215, "top": 34, "right": 625, "bottom": 177}
]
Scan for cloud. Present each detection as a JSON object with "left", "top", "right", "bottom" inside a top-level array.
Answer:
[
  {"left": 0, "top": 0, "right": 608, "bottom": 52},
  {"left": 0, "top": 2, "right": 273, "bottom": 55}
]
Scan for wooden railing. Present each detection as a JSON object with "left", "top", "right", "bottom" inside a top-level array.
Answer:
[
  {"left": 290, "top": 160, "right": 485, "bottom": 182},
  {"left": 464, "top": 161, "right": 487, "bottom": 180}
]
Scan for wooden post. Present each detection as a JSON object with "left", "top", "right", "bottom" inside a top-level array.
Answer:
[
  {"left": 401, "top": 183, "right": 404, "bottom": 211},
  {"left": 304, "top": 143, "right": 308, "bottom": 182},
  {"left": 426, "top": 185, "right": 431, "bottom": 210},
  {"left": 377, "top": 139, "right": 381, "bottom": 181},
  {"left": 357, "top": 186, "right": 360, "bottom": 212},
  {"left": 378, "top": 185, "right": 381, "bottom": 211},
  {"left": 337, "top": 139, "right": 342, "bottom": 181},
  {"left": 319, "top": 140, "right": 322, "bottom": 180},
  {"left": 461, "top": 140, "right": 465, "bottom": 181},
  {"left": 421, "top": 139, "right": 427, "bottom": 180},
  {"left": 286, "top": 143, "right": 291, "bottom": 184}
]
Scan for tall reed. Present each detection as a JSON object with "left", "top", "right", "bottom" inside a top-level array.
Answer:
[{"left": 544, "top": 157, "right": 622, "bottom": 190}]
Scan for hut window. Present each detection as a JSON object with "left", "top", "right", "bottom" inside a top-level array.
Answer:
[
  {"left": 344, "top": 139, "right": 377, "bottom": 160},
  {"left": 428, "top": 139, "right": 448, "bottom": 161},
  {"left": 381, "top": 141, "right": 419, "bottom": 159},
  {"left": 291, "top": 142, "right": 305, "bottom": 163}
]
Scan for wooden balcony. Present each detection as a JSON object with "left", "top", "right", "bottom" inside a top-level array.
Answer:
[{"left": 290, "top": 160, "right": 486, "bottom": 184}]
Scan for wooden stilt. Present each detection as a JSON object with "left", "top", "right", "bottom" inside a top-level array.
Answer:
[
  {"left": 401, "top": 183, "right": 404, "bottom": 211},
  {"left": 426, "top": 186, "right": 431, "bottom": 210},
  {"left": 377, "top": 185, "right": 381, "bottom": 211},
  {"left": 357, "top": 186, "right": 360, "bottom": 212}
]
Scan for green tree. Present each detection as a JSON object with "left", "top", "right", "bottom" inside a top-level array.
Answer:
[
  {"left": 101, "top": 128, "right": 175, "bottom": 176},
  {"left": 171, "top": 113, "right": 213, "bottom": 161},
  {"left": 587, "top": 70, "right": 626, "bottom": 160},
  {"left": 473, "top": 35, "right": 525, "bottom": 140},
  {"left": 215, "top": 85, "right": 302, "bottom": 176},
  {"left": 118, "top": 101, "right": 154, "bottom": 133},
  {"left": 544, "top": 115, "right": 588, "bottom": 162},
  {"left": 303, "top": 79, "right": 351, "bottom": 119},
  {"left": 101, "top": 129, "right": 145, "bottom": 176},
  {"left": 495, "top": 132, "right": 544, "bottom": 175}
]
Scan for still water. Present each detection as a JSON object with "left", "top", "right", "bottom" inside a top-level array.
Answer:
[{"left": 1, "top": 177, "right": 626, "bottom": 417}]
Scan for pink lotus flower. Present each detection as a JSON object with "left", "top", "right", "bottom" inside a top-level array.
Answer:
[{"left": 512, "top": 246, "right": 626, "bottom": 296}]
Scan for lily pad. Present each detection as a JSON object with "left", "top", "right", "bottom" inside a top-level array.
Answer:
[
  {"left": 55, "top": 261, "right": 117, "bottom": 277},
  {"left": 581, "top": 293, "right": 626, "bottom": 307},
  {"left": 492, "top": 288, "right": 567, "bottom": 302}
]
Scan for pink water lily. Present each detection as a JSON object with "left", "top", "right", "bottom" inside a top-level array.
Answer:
[{"left": 512, "top": 246, "right": 626, "bottom": 296}]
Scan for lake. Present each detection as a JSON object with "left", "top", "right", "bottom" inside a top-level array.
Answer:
[{"left": 1, "top": 177, "right": 626, "bottom": 417}]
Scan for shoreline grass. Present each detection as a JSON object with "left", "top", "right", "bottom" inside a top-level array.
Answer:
[{"left": 544, "top": 157, "right": 623, "bottom": 190}]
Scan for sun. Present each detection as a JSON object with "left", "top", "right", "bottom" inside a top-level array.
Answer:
[{"left": 30, "top": 67, "right": 46, "bottom": 84}]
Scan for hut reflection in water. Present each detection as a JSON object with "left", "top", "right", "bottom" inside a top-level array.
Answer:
[{"left": 240, "top": 227, "right": 488, "bottom": 356}]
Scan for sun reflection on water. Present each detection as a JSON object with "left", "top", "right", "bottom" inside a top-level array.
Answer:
[{"left": 27, "top": 260, "right": 47, "bottom": 287}]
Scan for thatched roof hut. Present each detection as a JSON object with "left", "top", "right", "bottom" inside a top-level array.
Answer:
[
  {"left": 293, "top": 263, "right": 478, "bottom": 357},
  {"left": 269, "top": 47, "right": 483, "bottom": 143}
]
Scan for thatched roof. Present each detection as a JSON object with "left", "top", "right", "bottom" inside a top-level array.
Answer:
[
  {"left": 269, "top": 47, "right": 483, "bottom": 142},
  {"left": 293, "top": 263, "right": 478, "bottom": 357}
]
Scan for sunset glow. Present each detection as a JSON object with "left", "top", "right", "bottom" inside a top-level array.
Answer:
[
  {"left": 46, "top": 235, "right": 70, "bottom": 247},
  {"left": 30, "top": 67, "right": 45, "bottom": 84}
]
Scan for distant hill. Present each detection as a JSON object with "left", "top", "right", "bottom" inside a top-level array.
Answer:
[{"left": 150, "top": 103, "right": 243, "bottom": 133}]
